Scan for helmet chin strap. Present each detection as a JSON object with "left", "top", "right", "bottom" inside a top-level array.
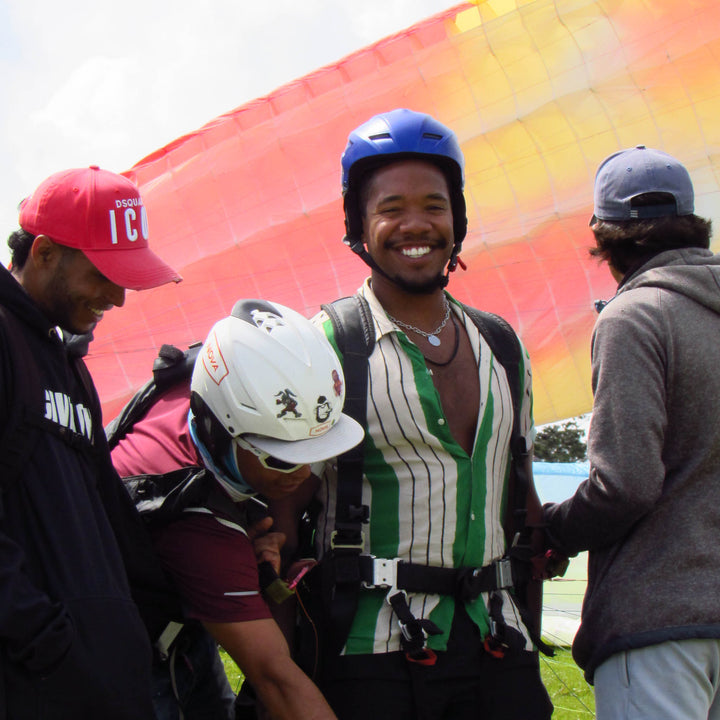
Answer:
[
  {"left": 347, "top": 236, "right": 462, "bottom": 291},
  {"left": 187, "top": 410, "right": 257, "bottom": 501}
]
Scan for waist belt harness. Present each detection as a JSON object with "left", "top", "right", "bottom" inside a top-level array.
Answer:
[
  {"left": 320, "top": 295, "right": 551, "bottom": 664},
  {"left": 358, "top": 555, "right": 513, "bottom": 598}
]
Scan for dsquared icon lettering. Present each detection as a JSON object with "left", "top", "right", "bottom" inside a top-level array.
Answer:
[
  {"left": 108, "top": 201, "right": 149, "bottom": 246},
  {"left": 44, "top": 390, "right": 93, "bottom": 440},
  {"left": 115, "top": 198, "right": 143, "bottom": 208}
]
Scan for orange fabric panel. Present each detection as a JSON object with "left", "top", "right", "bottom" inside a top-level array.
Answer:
[{"left": 90, "top": 0, "right": 720, "bottom": 425}]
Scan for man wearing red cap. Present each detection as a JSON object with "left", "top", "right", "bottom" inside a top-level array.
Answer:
[{"left": 0, "top": 166, "right": 180, "bottom": 719}]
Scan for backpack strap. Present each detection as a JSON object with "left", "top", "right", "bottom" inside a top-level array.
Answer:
[
  {"left": 319, "top": 295, "right": 374, "bottom": 656},
  {"left": 461, "top": 305, "right": 553, "bottom": 655},
  {"left": 459, "top": 305, "right": 527, "bottom": 514},
  {"left": 106, "top": 343, "right": 201, "bottom": 450}
]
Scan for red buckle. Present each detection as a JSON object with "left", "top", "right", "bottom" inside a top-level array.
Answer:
[
  {"left": 406, "top": 649, "right": 437, "bottom": 666},
  {"left": 483, "top": 637, "right": 506, "bottom": 659}
]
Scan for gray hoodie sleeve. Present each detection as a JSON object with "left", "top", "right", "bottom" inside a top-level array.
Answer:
[{"left": 544, "top": 288, "right": 668, "bottom": 555}]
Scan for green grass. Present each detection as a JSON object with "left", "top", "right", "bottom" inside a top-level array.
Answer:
[
  {"left": 220, "top": 645, "right": 595, "bottom": 718},
  {"left": 541, "top": 647, "right": 596, "bottom": 718}
]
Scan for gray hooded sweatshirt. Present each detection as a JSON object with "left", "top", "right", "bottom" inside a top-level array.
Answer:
[{"left": 544, "top": 247, "right": 720, "bottom": 682}]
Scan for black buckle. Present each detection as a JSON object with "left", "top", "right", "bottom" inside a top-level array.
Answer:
[
  {"left": 330, "top": 529, "right": 365, "bottom": 551},
  {"left": 387, "top": 591, "right": 442, "bottom": 665},
  {"left": 456, "top": 559, "right": 513, "bottom": 602},
  {"left": 338, "top": 503, "right": 370, "bottom": 524},
  {"left": 483, "top": 618, "right": 526, "bottom": 659}
]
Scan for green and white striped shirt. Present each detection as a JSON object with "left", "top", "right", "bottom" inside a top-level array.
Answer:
[{"left": 315, "top": 280, "right": 535, "bottom": 656}]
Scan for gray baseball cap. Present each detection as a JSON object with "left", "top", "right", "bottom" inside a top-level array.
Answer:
[{"left": 592, "top": 145, "right": 694, "bottom": 223}]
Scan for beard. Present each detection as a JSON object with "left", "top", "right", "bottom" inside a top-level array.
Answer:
[
  {"left": 389, "top": 269, "right": 448, "bottom": 294},
  {"left": 44, "top": 252, "right": 95, "bottom": 335}
]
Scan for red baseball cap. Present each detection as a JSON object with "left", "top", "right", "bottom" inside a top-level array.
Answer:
[{"left": 18, "top": 166, "right": 182, "bottom": 291}]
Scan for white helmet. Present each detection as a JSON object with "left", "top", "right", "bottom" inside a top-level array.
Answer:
[{"left": 190, "top": 299, "right": 363, "bottom": 465}]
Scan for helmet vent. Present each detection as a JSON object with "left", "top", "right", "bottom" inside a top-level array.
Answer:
[
  {"left": 422, "top": 132, "right": 443, "bottom": 141},
  {"left": 368, "top": 132, "right": 391, "bottom": 141}
]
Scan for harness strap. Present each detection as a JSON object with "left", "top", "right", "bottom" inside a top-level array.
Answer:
[
  {"left": 358, "top": 556, "right": 513, "bottom": 600},
  {"left": 168, "top": 640, "right": 186, "bottom": 720},
  {"left": 483, "top": 591, "right": 529, "bottom": 659},
  {"left": 387, "top": 591, "right": 442, "bottom": 664},
  {"left": 156, "top": 621, "right": 185, "bottom": 662},
  {"left": 320, "top": 296, "right": 374, "bottom": 657}
]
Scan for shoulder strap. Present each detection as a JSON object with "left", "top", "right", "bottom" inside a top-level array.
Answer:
[
  {"left": 320, "top": 294, "right": 374, "bottom": 526},
  {"left": 461, "top": 305, "right": 529, "bottom": 534},
  {"left": 460, "top": 305, "right": 524, "bottom": 455},
  {"left": 123, "top": 466, "right": 212, "bottom": 527},
  {"left": 106, "top": 343, "right": 201, "bottom": 450},
  {"left": 321, "top": 295, "right": 374, "bottom": 463},
  {"left": 319, "top": 294, "right": 375, "bottom": 656}
]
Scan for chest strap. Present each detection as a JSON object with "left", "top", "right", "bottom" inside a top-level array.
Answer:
[{"left": 358, "top": 555, "right": 513, "bottom": 600}]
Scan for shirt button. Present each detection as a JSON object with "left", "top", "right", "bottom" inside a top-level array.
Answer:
[
  {"left": 471, "top": 513, "right": 476, "bottom": 521},
  {"left": 438, "top": 418, "right": 446, "bottom": 425}
]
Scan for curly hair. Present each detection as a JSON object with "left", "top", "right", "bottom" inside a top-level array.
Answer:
[
  {"left": 7, "top": 229, "right": 35, "bottom": 270},
  {"left": 589, "top": 193, "right": 712, "bottom": 275}
]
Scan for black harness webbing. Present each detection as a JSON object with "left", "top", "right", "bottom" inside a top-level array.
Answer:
[
  {"left": 106, "top": 343, "right": 201, "bottom": 450},
  {"left": 462, "top": 307, "right": 530, "bottom": 541},
  {"left": 319, "top": 296, "right": 375, "bottom": 657},
  {"left": 320, "top": 294, "right": 546, "bottom": 660},
  {"left": 357, "top": 555, "right": 512, "bottom": 599}
]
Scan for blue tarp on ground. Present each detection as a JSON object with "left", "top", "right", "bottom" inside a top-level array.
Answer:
[
  {"left": 532, "top": 461, "right": 589, "bottom": 646},
  {"left": 534, "top": 461, "right": 589, "bottom": 504}
]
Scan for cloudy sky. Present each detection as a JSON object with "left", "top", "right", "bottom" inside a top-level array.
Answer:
[{"left": 0, "top": 0, "right": 457, "bottom": 266}]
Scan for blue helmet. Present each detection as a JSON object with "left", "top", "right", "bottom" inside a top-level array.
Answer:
[{"left": 341, "top": 109, "right": 468, "bottom": 265}]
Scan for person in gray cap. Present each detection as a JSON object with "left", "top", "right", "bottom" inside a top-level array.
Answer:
[{"left": 543, "top": 145, "right": 720, "bottom": 719}]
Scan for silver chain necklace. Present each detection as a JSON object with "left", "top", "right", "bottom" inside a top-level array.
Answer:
[{"left": 385, "top": 297, "right": 451, "bottom": 346}]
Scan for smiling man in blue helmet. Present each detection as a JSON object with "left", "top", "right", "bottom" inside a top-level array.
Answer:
[
  {"left": 288, "top": 109, "right": 553, "bottom": 719},
  {"left": 543, "top": 146, "right": 720, "bottom": 719}
]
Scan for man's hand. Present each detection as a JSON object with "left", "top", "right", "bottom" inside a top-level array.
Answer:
[
  {"left": 249, "top": 517, "right": 286, "bottom": 574},
  {"left": 532, "top": 549, "right": 570, "bottom": 580}
]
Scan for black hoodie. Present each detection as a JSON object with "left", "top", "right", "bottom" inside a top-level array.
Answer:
[{"left": 0, "top": 264, "right": 156, "bottom": 719}]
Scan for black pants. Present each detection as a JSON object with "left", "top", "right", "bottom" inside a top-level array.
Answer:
[
  {"left": 321, "top": 649, "right": 552, "bottom": 720},
  {"left": 318, "top": 603, "right": 552, "bottom": 720}
]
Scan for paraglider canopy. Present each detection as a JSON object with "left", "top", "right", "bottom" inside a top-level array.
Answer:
[{"left": 87, "top": 0, "right": 720, "bottom": 426}]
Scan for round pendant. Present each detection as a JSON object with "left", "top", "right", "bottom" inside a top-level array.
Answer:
[{"left": 428, "top": 335, "right": 441, "bottom": 347}]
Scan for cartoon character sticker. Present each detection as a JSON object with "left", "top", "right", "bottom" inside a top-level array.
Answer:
[
  {"left": 275, "top": 389, "right": 301, "bottom": 418},
  {"left": 315, "top": 395, "right": 332, "bottom": 423}
]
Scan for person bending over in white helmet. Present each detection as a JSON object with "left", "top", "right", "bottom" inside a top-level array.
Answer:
[{"left": 111, "top": 298, "right": 363, "bottom": 720}]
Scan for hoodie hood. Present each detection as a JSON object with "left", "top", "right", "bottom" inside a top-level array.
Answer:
[
  {"left": 0, "top": 264, "right": 59, "bottom": 342},
  {"left": 618, "top": 247, "right": 720, "bottom": 315},
  {"left": 0, "top": 264, "right": 90, "bottom": 357}
]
